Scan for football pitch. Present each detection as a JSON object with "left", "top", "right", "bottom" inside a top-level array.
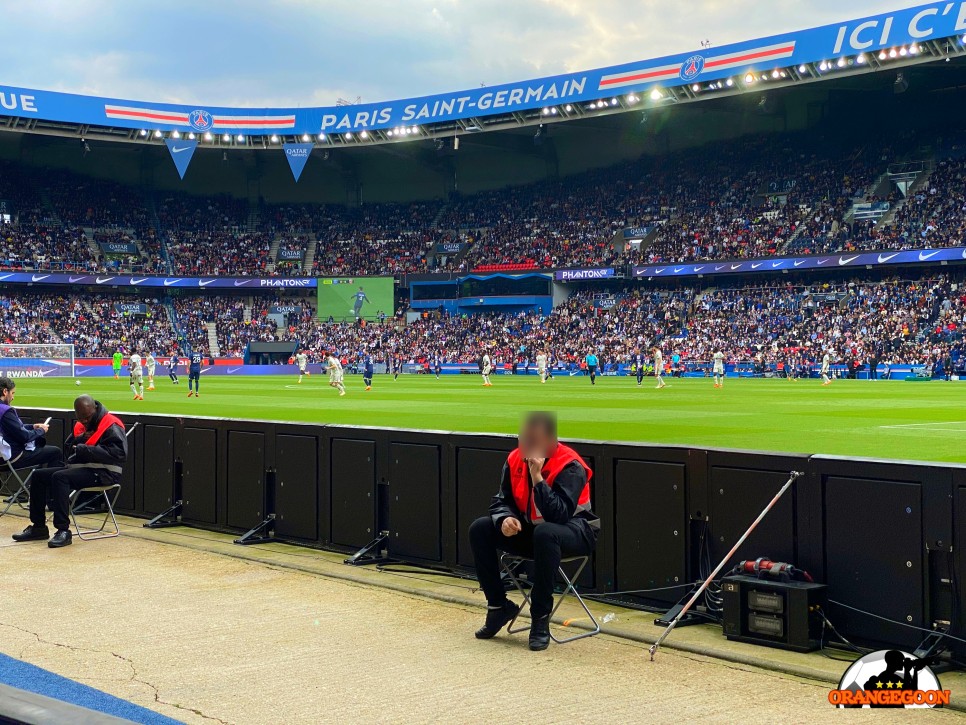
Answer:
[{"left": 15, "top": 373, "right": 966, "bottom": 464}]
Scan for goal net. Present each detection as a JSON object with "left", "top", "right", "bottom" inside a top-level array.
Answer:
[{"left": 0, "top": 344, "right": 75, "bottom": 379}]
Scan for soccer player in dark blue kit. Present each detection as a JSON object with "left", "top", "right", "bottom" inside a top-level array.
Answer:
[
  {"left": 632, "top": 348, "right": 645, "bottom": 387},
  {"left": 363, "top": 353, "right": 375, "bottom": 391},
  {"left": 352, "top": 287, "right": 370, "bottom": 319},
  {"left": 433, "top": 353, "right": 442, "bottom": 379},
  {"left": 168, "top": 352, "right": 180, "bottom": 385},
  {"left": 186, "top": 348, "right": 203, "bottom": 398}
]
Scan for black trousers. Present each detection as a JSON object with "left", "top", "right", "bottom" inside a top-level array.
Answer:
[
  {"left": 14, "top": 445, "right": 63, "bottom": 470},
  {"left": 29, "top": 466, "right": 107, "bottom": 532},
  {"left": 469, "top": 516, "right": 594, "bottom": 618}
]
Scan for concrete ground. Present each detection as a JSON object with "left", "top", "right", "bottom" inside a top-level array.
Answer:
[{"left": 0, "top": 511, "right": 961, "bottom": 724}]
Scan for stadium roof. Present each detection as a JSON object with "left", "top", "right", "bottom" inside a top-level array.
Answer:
[{"left": 2, "top": 2, "right": 965, "bottom": 150}]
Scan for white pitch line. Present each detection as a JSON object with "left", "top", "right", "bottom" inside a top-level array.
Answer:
[{"left": 879, "top": 421, "right": 966, "bottom": 430}]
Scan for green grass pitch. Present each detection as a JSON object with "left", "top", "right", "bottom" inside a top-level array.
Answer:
[{"left": 15, "top": 373, "right": 966, "bottom": 464}]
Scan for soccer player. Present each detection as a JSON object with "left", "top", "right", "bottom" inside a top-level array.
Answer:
[
  {"left": 168, "top": 351, "right": 180, "bottom": 385},
  {"left": 585, "top": 350, "right": 599, "bottom": 385},
  {"left": 145, "top": 352, "right": 157, "bottom": 391},
  {"left": 632, "top": 348, "right": 645, "bottom": 387},
  {"left": 325, "top": 352, "right": 347, "bottom": 396},
  {"left": 536, "top": 350, "right": 548, "bottom": 383},
  {"left": 392, "top": 355, "right": 403, "bottom": 381},
  {"left": 295, "top": 349, "right": 309, "bottom": 384},
  {"left": 433, "top": 353, "right": 442, "bottom": 380},
  {"left": 112, "top": 348, "right": 123, "bottom": 380},
  {"left": 129, "top": 352, "right": 144, "bottom": 400},
  {"left": 187, "top": 348, "right": 203, "bottom": 397},
  {"left": 653, "top": 346, "right": 666, "bottom": 389},
  {"left": 352, "top": 287, "right": 370, "bottom": 319},
  {"left": 712, "top": 349, "right": 725, "bottom": 388},
  {"left": 481, "top": 350, "right": 493, "bottom": 387},
  {"left": 821, "top": 350, "right": 833, "bottom": 386},
  {"left": 363, "top": 353, "right": 375, "bottom": 391}
]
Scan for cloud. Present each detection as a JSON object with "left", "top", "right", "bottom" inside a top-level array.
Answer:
[{"left": 0, "top": 0, "right": 912, "bottom": 106}]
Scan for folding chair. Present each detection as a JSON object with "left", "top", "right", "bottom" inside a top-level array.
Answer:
[
  {"left": 0, "top": 456, "right": 33, "bottom": 518},
  {"left": 499, "top": 553, "right": 601, "bottom": 644},
  {"left": 68, "top": 482, "right": 121, "bottom": 540}
]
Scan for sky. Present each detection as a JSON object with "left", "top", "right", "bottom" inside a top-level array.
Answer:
[{"left": 0, "top": 1, "right": 925, "bottom": 107}]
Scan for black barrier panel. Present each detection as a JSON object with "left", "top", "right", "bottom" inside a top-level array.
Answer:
[
  {"left": 707, "top": 464, "right": 798, "bottom": 570},
  {"left": 115, "top": 425, "right": 137, "bottom": 512},
  {"left": 182, "top": 427, "right": 218, "bottom": 525},
  {"left": 330, "top": 438, "right": 376, "bottom": 549},
  {"left": 825, "top": 476, "right": 923, "bottom": 649},
  {"left": 613, "top": 459, "right": 687, "bottom": 604},
  {"left": 226, "top": 431, "right": 267, "bottom": 530},
  {"left": 455, "top": 447, "right": 509, "bottom": 567},
  {"left": 955, "top": 481, "right": 966, "bottom": 661},
  {"left": 275, "top": 434, "right": 320, "bottom": 541},
  {"left": 141, "top": 424, "right": 175, "bottom": 516},
  {"left": 389, "top": 442, "right": 441, "bottom": 563}
]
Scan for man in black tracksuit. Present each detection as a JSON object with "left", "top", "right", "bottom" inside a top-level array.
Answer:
[
  {"left": 12, "top": 395, "right": 126, "bottom": 549},
  {"left": 469, "top": 412, "right": 599, "bottom": 650}
]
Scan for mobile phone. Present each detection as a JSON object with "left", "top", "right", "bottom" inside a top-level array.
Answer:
[{"left": 43, "top": 417, "right": 51, "bottom": 426}]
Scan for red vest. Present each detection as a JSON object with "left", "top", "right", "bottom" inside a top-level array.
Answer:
[
  {"left": 73, "top": 413, "right": 124, "bottom": 445},
  {"left": 508, "top": 443, "right": 592, "bottom": 523}
]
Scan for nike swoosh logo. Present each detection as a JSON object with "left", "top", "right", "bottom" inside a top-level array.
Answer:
[
  {"left": 918, "top": 250, "right": 940, "bottom": 261},
  {"left": 171, "top": 146, "right": 191, "bottom": 153},
  {"left": 233, "top": 280, "right": 251, "bottom": 287},
  {"left": 817, "top": 259, "right": 830, "bottom": 265},
  {"left": 74, "top": 367, "right": 90, "bottom": 375},
  {"left": 227, "top": 367, "right": 242, "bottom": 374},
  {"left": 198, "top": 279, "right": 215, "bottom": 287},
  {"left": 838, "top": 256, "right": 858, "bottom": 265},
  {"left": 794, "top": 260, "right": 807, "bottom": 267},
  {"left": 95, "top": 276, "right": 115, "bottom": 283},
  {"left": 771, "top": 261, "right": 783, "bottom": 268},
  {"left": 673, "top": 267, "right": 685, "bottom": 273},
  {"left": 751, "top": 263, "right": 762, "bottom": 269},
  {"left": 693, "top": 266, "right": 704, "bottom": 272},
  {"left": 129, "top": 277, "right": 148, "bottom": 285},
  {"left": 654, "top": 268, "right": 665, "bottom": 274},
  {"left": 163, "top": 279, "right": 183, "bottom": 286},
  {"left": 877, "top": 253, "right": 899, "bottom": 263},
  {"left": 39, "top": 368, "right": 57, "bottom": 377},
  {"left": 715, "top": 264, "right": 727, "bottom": 271},
  {"left": 68, "top": 275, "right": 87, "bottom": 283},
  {"left": 0, "top": 273, "right": 13, "bottom": 281},
  {"left": 730, "top": 264, "right": 742, "bottom": 270},
  {"left": 31, "top": 274, "right": 50, "bottom": 281}
]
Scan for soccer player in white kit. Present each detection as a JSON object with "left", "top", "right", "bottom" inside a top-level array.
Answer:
[
  {"left": 712, "top": 350, "right": 725, "bottom": 388},
  {"left": 129, "top": 353, "right": 144, "bottom": 400},
  {"left": 821, "top": 351, "right": 832, "bottom": 386},
  {"left": 325, "top": 352, "right": 346, "bottom": 396},
  {"left": 536, "top": 351, "right": 548, "bottom": 383},
  {"left": 296, "top": 350, "right": 309, "bottom": 384},
  {"left": 482, "top": 351, "right": 493, "bottom": 387},
  {"left": 145, "top": 352, "right": 157, "bottom": 390},
  {"left": 653, "top": 347, "right": 666, "bottom": 389}
]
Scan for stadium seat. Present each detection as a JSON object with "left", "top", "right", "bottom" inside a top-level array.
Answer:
[
  {"left": 499, "top": 553, "right": 601, "bottom": 644},
  {"left": 68, "top": 481, "right": 121, "bottom": 541}
]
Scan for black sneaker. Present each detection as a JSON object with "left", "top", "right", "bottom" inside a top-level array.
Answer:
[
  {"left": 529, "top": 615, "right": 551, "bottom": 651},
  {"left": 12, "top": 524, "right": 49, "bottom": 542},
  {"left": 475, "top": 600, "right": 520, "bottom": 639},
  {"left": 48, "top": 530, "right": 72, "bottom": 548}
]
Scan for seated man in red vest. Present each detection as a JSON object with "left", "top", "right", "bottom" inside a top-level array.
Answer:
[
  {"left": 469, "top": 411, "right": 598, "bottom": 650},
  {"left": 12, "top": 395, "right": 126, "bottom": 549}
]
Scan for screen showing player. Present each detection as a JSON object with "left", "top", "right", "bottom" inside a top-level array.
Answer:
[{"left": 316, "top": 277, "right": 393, "bottom": 322}]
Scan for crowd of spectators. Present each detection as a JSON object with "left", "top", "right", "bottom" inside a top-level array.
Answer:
[
  {"left": 0, "top": 224, "right": 101, "bottom": 271},
  {"left": 166, "top": 231, "right": 271, "bottom": 276}
]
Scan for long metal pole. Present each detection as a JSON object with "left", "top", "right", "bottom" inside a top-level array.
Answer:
[{"left": 649, "top": 470, "right": 803, "bottom": 660}]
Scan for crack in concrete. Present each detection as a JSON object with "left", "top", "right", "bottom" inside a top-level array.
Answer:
[{"left": 0, "top": 621, "right": 231, "bottom": 725}]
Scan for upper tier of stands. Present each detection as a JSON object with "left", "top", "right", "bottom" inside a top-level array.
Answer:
[{"left": 0, "top": 129, "right": 963, "bottom": 275}]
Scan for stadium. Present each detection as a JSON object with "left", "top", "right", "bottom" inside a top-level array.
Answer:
[{"left": 2, "top": 1, "right": 966, "bottom": 722}]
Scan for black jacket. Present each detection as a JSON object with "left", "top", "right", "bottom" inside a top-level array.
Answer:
[
  {"left": 0, "top": 405, "right": 46, "bottom": 461},
  {"left": 488, "top": 459, "right": 599, "bottom": 544},
  {"left": 66, "top": 401, "right": 127, "bottom": 479}
]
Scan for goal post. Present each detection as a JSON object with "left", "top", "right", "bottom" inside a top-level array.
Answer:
[{"left": 0, "top": 344, "right": 76, "bottom": 379}]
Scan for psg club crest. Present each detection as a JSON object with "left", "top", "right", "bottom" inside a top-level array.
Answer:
[
  {"left": 680, "top": 55, "right": 705, "bottom": 81},
  {"left": 188, "top": 109, "right": 213, "bottom": 131}
]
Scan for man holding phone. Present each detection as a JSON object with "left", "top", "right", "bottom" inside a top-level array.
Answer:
[
  {"left": 468, "top": 412, "right": 598, "bottom": 650},
  {"left": 12, "top": 395, "right": 126, "bottom": 549},
  {"left": 0, "top": 376, "right": 62, "bottom": 470}
]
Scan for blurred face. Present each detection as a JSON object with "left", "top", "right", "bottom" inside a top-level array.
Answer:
[
  {"left": 74, "top": 399, "right": 95, "bottom": 426},
  {"left": 518, "top": 420, "right": 554, "bottom": 459}
]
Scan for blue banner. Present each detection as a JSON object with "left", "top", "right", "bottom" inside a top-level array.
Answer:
[
  {"left": 0, "top": 4, "right": 961, "bottom": 135},
  {"left": 632, "top": 247, "right": 966, "bottom": 279},
  {"left": 99, "top": 241, "right": 138, "bottom": 255},
  {"left": 282, "top": 142, "right": 313, "bottom": 181},
  {"left": 0, "top": 272, "right": 317, "bottom": 289},
  {"left": 555, "top": 268, "right": 615, "bottom": 281},
  {"left": 164, "top": 138, "right": 198, "bottom": 179}
]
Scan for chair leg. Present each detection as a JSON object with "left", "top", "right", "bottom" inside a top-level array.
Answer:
[
  {"left": 500, "top": 554, "right": 532, "bottom": 635},
  {"left": 69, "top": 485, "right": 121, "bottom": 541},
  {"left": 549, "top": 557, "right": 601, "bottom": 644},
  {"left": 0, "top": 469, "right": 32, "bottom": 518}
]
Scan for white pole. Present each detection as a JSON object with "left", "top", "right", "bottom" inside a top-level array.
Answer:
[{"left": 649, "top": 470, "right": 804, "bottom": 660}]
